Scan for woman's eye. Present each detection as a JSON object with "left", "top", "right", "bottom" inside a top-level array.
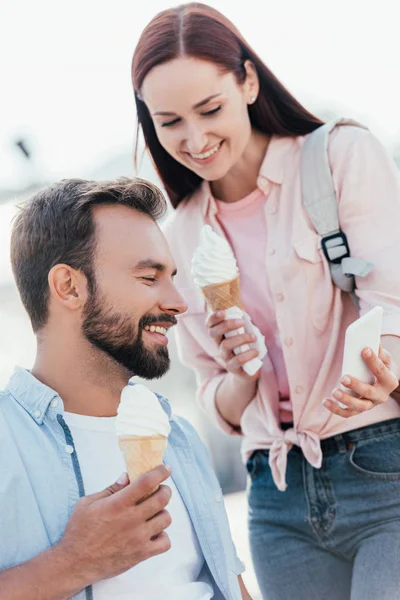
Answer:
[
  {"left": 202, "top": 105, "right": 222, "bottom": 117},
  {"left": 161, "top": 117, "right": 181, "bottom": 128}
]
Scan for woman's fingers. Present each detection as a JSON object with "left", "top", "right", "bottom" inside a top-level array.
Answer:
[
  {"left": 226, "top": 349, "right": 260, "bottom": 374},
  {"left": 322, "top": 398, "right": 360, "bottom": 419},
  {"left": 220, "top": 332, "right": 256, "bottom": 354},
  {"left": 324, "top": 345, "right": 399, "bottom": 418},
  {"left": 208, "top": 317, "right": 246, "bottom": 346}
]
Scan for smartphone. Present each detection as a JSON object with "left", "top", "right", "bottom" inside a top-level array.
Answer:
[{"left": 339, "top": 306, "right": 383, "bottom": 406}]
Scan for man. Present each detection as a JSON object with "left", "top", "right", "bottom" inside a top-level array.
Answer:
[{"left": 0, "top": 178, "right": 252, "bottom": 600}]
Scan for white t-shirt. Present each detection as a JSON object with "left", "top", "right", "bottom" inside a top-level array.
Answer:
[{"left": 64, "top": 412, "right": 214, "bottom": 600}]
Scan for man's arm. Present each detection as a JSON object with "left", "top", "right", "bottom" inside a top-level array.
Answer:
[
  {"left": 0, "top": 545, "right": 87, "bottom": 600},
  {"left": 238, "top": 575, "right": 253, "bottom": 600},
  {"left": 0, "top": 467, "right": 172, "bottom": 600}
]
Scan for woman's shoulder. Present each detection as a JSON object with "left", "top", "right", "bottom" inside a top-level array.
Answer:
[
  {"left": 162, "top": 183, "right": 208, "bottom": 240},
  {"left": 328, "top": 121, "right": 380, "bottom": 159}
]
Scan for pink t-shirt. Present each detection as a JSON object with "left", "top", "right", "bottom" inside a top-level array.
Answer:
[{"left": 215, "top": 189, "right": 293, "bottom": 423}]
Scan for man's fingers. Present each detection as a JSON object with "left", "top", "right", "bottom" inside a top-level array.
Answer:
[
  {"left": 138, "top": 484, "right": 172, "bottom": 521},
  {"left": 108, "top": 464, "right": 172, "bottom": 508},
  {"left": 85, "top": 472, "right": 130, "bottom": 504},
  {"left": 146, "top": 508, "right": 172, "bottom": 539},
  {"left": 147, "top": 531, "right": 172, "bottom": 557}
]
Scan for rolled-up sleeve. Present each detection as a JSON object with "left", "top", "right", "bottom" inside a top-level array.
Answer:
[
  {"left": 175, "top": 319, "right": 243, "bottom": 436},
  {"left": 330, "top": 126, "right": 400, "bottom": 335}
]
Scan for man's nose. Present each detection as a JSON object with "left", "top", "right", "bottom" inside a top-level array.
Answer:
[{"left": 160, "top": 286, "right": 188, "bottom": 316}]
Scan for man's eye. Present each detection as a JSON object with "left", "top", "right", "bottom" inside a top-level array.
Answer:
[
  {"left": 141, "top": 277, "right": 156, "bottom": 282},
  {"left": 161, "top": 117, "right": 181, "bottom": 128}
]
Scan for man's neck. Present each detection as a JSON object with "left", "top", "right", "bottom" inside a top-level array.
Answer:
[{"left": 31, "top": 334, "right": 130, "bottom": 417}]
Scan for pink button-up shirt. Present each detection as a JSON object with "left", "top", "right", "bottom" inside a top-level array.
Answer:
[{"left": 163, "top": 125, "right": 400, "bottom": 491}]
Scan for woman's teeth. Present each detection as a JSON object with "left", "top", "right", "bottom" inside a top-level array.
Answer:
[
  {"left": 191, "top": 142, "right": 221, "bottom": 160},
  {"left": 144, "top": 325, "right": 168, "bottom": 335}
]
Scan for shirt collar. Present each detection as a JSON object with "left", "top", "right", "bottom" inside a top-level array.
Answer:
[
  {"left": 6, "top": 367, "right": 59, "bottom": 425},
  {"left": 6, "top": 367, "right": 173, "bottom": 425},
  {"left": 258, "top": 134, "right": 297, "bottom": 185},
  {"left": 200, "top": 134, "right": 297, "bottom": 219}
]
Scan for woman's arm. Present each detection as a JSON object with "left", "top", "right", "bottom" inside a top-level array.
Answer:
[
  {"left": 175, "top": 314, "right": 259, "bottom": 431},
  {"left": 323, "top": 127, "right": 400, "bottom": 416}
]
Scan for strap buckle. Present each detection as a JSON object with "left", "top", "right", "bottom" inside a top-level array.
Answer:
[{"left": 321, "top": 231, "right": 350, "bottom": 265}]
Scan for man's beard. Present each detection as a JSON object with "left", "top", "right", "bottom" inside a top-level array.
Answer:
[{"left": 81, "top": 288, "right": 176, "bottom": 379}]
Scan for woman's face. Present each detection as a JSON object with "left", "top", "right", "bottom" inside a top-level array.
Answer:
[{"left": 141, "top": 57, "right": 257, "bottom": 182}]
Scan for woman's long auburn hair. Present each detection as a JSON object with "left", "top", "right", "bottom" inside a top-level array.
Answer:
[{"left": 132, "top": 2, "right": 323, "bottom": 208}]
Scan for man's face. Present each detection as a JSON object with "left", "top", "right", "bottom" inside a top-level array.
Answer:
[{"left": 81, "top": 205, "right": 187, "bottom": 379}]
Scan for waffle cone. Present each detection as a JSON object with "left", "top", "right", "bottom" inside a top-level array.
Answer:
[
  {"left": 118, "top": 434, "right": 167, "bottom": 493},
  {"left": 201, "top": 276, "right": 242, "bottom": 311}
]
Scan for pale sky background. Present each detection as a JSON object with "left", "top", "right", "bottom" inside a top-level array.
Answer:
[{"left": 1, "top": 0, "right": 400, "bottom": 189}]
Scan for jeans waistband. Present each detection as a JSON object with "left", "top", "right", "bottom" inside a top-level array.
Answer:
[{"left": 290, "top": 417, "right": 400, "bottom": 457}]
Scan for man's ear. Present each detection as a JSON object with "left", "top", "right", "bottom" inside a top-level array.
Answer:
[{"left": 48, "top": 264, "right": 88, "bottom": 312}]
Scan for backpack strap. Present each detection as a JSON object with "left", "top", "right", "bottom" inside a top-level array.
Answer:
[{"left": 301, "top": 118, "right": 373, "bottom": 303}]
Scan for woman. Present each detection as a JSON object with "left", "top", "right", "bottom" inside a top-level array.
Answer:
[{"left": 131, "top": 4, "right": 400, "bottom": 599}]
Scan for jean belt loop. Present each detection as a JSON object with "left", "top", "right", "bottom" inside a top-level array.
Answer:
[{"left": 336, "top": 434, "right": 347, "bottom": 454}]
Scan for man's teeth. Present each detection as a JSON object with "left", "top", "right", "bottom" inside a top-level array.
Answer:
[
  {"left": 191, "top": 143, "right": 221, "bottom": 160},
  {"left": 145, "top": 325, "right": 168, "bottom": 335}
]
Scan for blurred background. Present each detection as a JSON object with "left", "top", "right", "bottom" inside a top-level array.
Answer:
[{"left": 1, "top": 1, "right": 399, "bottom": 596}]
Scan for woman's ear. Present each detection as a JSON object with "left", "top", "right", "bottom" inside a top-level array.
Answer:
[{"left": 243, "top": 60, "right": 260, "bottom": 105}]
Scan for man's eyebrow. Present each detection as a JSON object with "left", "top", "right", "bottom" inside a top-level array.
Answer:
[
  {"left": 134, "top": 260, "right": 166, "bottom": 271},
  {"left": 153, "top": 93, "right": 222, "bottom": 117},
  {"left": 133, "top": 259, "right": 178, "bottom": 276}
]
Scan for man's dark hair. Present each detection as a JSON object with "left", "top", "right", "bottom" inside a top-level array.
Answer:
[{"left": 10, "top": 177, "right": 167, "bottom": 333}]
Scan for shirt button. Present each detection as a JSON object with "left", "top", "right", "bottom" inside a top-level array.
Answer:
[
  {"left": 295, "top": 386, "right": 304, "bottom": 395},
  {"left": 284, "top": 337, "right": 294, "bottom": 347},
  {"left": 65, "top": 445, "right": 74, "bottom": 454},
  {"left": 257, "top": 176, "right": 270, "bottom": 195},
  {"left": 268, "top": 248, "right": 276, "bottom": 256},
  {"left": 275, "top": 293, "right": 285, "bottom": 302},
  {"left": 33, "top": 410, "right": 41, "bottom": 419},
  {"left": 215, "top": 492, "right": 223, "bottom": 503},
  {"left": 267, "top": 207, "right": 277, "bottom": 215},
  {"left": 50, "top": 399, "right": 58, "bottom": 408}
]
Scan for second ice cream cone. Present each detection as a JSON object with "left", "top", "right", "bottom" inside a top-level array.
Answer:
[{"left": 201, "top": 276, "right": 243, "bottom": 311}]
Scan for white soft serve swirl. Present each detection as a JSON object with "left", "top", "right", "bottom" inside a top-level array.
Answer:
[
  {"left": 191, "top": 225, "right": 238, "bottom": 287},
  {"left": 116, "top": 384, "right": 171, "bottom": 438}
]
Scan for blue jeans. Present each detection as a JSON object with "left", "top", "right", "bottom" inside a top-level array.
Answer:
[{"left": 247, "top": 418, "right": 400, "bottom": 600}]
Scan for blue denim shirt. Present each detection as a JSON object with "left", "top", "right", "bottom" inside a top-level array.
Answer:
[{"left": 0, "top": 368, "right": 244, "bottom": 599}]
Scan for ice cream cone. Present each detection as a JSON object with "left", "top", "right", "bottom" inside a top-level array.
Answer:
[
  {"left": 118, "top": 434, "right": 167, "bottom": 481},
  {"left": 201, "top": 276, "right": 243, "bottom": 311}
]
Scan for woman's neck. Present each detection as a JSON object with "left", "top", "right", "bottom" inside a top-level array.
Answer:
[{"left": 210, "top": 129, "right": 270, "bottom": 203}]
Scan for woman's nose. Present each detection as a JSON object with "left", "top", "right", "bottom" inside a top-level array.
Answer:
[{"left": 185, "top": 125, "right": 207, "bottom": 154}]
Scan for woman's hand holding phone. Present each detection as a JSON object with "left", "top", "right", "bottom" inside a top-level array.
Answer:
[{"left": 323, "top": 307, "right": 399, "bottom": 417}]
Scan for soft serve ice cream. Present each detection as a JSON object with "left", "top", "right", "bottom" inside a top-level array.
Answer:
[
  {"left": 116, "top": 384, "right": 170, "bottom": 483},
  {"left": 191, "top": 224, "right": 266, "bottom": 376},
  {"left": 191, "top": 224, "right": 239, "bottom": 288}
]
